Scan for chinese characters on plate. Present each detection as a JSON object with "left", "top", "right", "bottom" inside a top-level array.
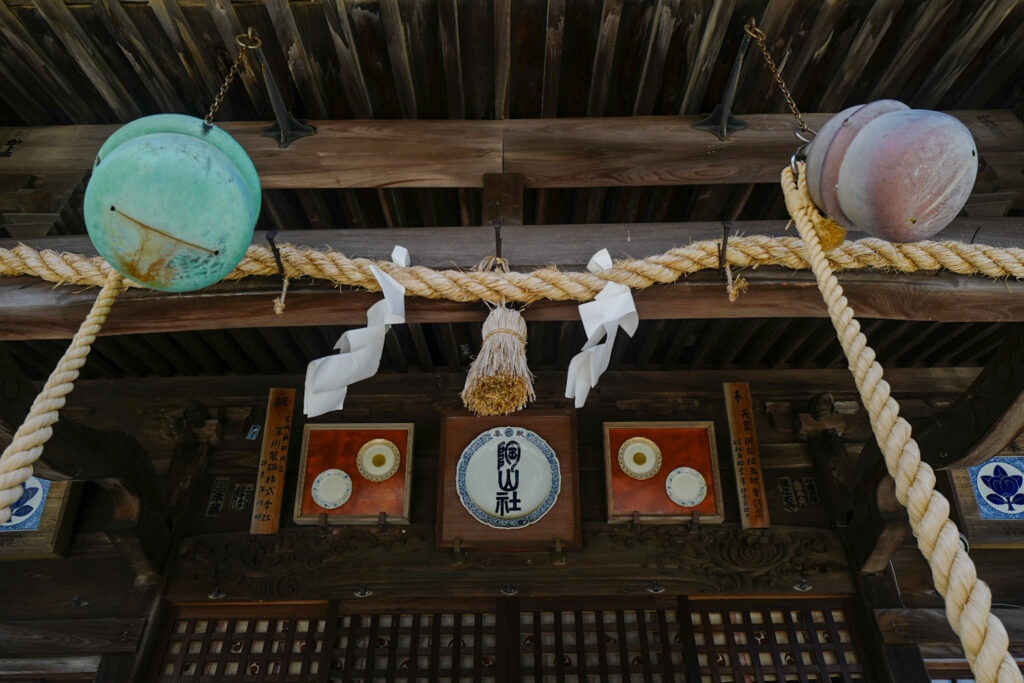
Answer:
[{"left": 457, "top": 427, "right": 560, "bottom": 529}]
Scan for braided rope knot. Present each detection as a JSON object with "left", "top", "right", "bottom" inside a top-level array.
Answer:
[{"left": 783, "top": 162, "right": 1022, "bottom": 683}]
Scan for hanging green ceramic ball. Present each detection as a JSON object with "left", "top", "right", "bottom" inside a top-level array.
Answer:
[{"left": 84, "top": 114, "right": 261, "bottom": 292}]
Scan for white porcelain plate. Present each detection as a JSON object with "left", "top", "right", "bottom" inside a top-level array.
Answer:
[
  {"left": 311, "top": 468, "right": 352, "bottom": 509},
  {"left": 456, "top": 426, "right": 560, "bottom": 529},
  {"left": 665, "top": 466, "right": 707, "bottom": 508},
  {"left": 618, "top": 437, "right": 663, "bottom": 480},
  {"left": 357, "top": 438, "right": 401, "bottom": 482}
]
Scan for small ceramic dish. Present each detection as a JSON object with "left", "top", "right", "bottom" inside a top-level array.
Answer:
[
  {"left": 311, "top": 468, "right": 352, "bottom": 509},
  {"left": 617, "top": 436, "right": 663, "bottom": 480},
  {"left": 665, "top": 466, "right": 707, "bottom": 508},
  {"left": 357, "top": 438, "right": 401, "bottom": 482}
]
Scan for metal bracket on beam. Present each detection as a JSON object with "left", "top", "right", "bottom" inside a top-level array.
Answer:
[
  {"left": 249, "top": 45, "right": 316, "bottom": 148},
  {"left": 693, "top": 31, "right": 752, "bottom": 141}
]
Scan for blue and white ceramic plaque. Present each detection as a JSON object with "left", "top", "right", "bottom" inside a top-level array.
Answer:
[
  {"left": 456, "top": 426, "right": 560, "bottom": 529},
  {"left": 970, "top": 457, "right": 1024, "bottom": 520},
  {"left": 0, "top": 476, "right": 50, "bottom": 532}
]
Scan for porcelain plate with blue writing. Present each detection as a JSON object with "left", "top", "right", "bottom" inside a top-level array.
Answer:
[{"left": 456, "top": 426, "right": 561, "bottom": 529}]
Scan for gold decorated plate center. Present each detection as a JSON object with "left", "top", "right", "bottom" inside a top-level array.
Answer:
[
  {"left": 357, "top": 438, "right": 401, "bottom": 482},
  {"left": 617, "top": 436, "right": 662, "bottom": 480}
]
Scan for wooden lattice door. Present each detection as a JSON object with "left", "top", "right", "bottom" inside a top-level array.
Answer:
[{"left": 155, "top": 597, "right": 867, "bottom": 681}]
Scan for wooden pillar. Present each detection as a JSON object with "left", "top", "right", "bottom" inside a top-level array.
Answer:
[{"left": 804, "top": 394, "right": 928, "bottom": 683}]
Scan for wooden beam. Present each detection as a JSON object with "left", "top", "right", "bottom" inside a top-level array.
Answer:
[
  {"left": 2, "top": 267, "right": 1023, "bottom": 340},
  {"left": 877, "top": 607, "right": 1024, "bottom": 648},
  {"left": 65, "top": 367, "right": 981, "bottom": 407},
  {"left": 2, "top": 110, "right": 1019, "bottom": 189},
  {"left": 165, "top": 524, "right": 853, "bottom": 602},
  {"left": 0, "top": 618, "right": 143, "bottom": 656}
]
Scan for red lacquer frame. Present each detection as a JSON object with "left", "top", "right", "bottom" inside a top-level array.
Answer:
[
  {"left": 293, "top": 423, "right": 414, "bottom": 525},
  {"left": 603, "top": 421, "right": 725, "bottom": 524}
]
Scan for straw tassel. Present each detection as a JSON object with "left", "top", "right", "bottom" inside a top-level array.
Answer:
[{"left": 461, "top": 305, "right": 535, "bottom": 416}]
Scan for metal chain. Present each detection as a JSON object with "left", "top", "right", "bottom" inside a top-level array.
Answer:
[
  {"left": 204, "top": 27, "right": 262, "bottom": 127},
  {"left": 744, "top": 18, "right": 814, "bottom": 140}
]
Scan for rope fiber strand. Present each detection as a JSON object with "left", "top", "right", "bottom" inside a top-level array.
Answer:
[
  {"left": 783, "top": 162, "right": 1022, "bottom": 683},
  {"left": 0, "top": 271, "right": 123, "bottom": 523},
  {"left": 3, "top": 231, "right": 1024, "bottom": 302}
]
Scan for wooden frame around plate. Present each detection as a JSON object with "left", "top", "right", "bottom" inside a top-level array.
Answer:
[
  {"left": 437, "top": 411, "right": 581, "bottom": 550},
  {"left": 294, "top": 423, "right": 414, "bottom": 525},
  {"left": 604, "top": 421, "right": 725, "bottom": 524}
]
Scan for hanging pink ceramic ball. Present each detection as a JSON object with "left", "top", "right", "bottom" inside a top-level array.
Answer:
[
  {"left": 805, "top": 100, "right": 910, "bottom": 228},
  {"left": 836, "top": 109, "right": 977, "bottom": 242}
]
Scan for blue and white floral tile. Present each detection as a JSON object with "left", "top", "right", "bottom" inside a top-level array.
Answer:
[
  {"left": 969, "top": 457, "right": 1024, "bottom": 521},
  {"left": 0, "top": 476, "right": 51, "bottom": 532}
]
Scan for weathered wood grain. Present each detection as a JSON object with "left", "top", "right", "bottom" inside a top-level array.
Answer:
[
  {"left": 586, "top": 0, "right": 622, "bottom": 117},
  {"left": 0, "top": 618, "right": 143, "bottom": 656},
  {"left": 912, "top": 0, "right": 1018, "bottom": 109},
  {"left": 493, "top": 0, "right": 510, "bottom": 119},
  {"left": 91, "top": 0, "right": 181, "bottom": 113},
  {"left": 779, "top": 0, "right": 845, "bottom": 112},
  {"left": 65, "top": 367, "right": 981, "bottom": 408},
  {"left": 953, "top": 16, "right": 1024, "bottom": 110},
  {"left": 876, "top": 607, "right": 1024, "bottom": 646},
  {"left": 676, "top": 0, "right": 735, "bottom": 115},
  {"left": 866, "top": 0, "right": 958, "bottom": 102},
  {"left": 147, "top": 0, "right": 226, "bottom": 114},
  {"left": 3, "top": 263, "right": 1024, "bottom": 341},
  {"left": 0, "top": 655, "right": 101, "bottom": 675},
  {"left": 264, "top": 0, "right": 329, "bottom": 119},
  {"left": 436, "top": 0, "right": 465, "bottom": 119},
  {"left": 31, "top": 0, "right": 141, "bottom": 120},
  {"left": 205, "top": 0, "right": 269, "bottom": 116},
  {"left": 379, "top": 0, "right": 417, "bottom": 118},
  {"left": 632, "top": 0, "right": 679, "bottom": 116},
  {"left": 539, "top": 0, "right": 565, "bottom": 118},
  {"left": 815, "top": 0, "right": 903, "bottom": 111},
  {"left": 0, "top": 0, "right": 95, "bottom": 122},
  {"left": 165, "top": 523, "right": 853, "bottom": 602},
  {"left": 1, "top": 110, "right": 1019, "bottom": 189}
]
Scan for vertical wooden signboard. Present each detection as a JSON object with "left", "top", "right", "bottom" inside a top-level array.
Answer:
[
  {"left": 723, "top": 382, "right": 770, "bottom": 529},
  {"left": 250, "top": 388, "right": 296, "bottom": 535}
]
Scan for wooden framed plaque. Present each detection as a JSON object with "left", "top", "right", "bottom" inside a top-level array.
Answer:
[
  {"left": 604, "top": 421, "right": 725, "bottom": 524},
  {"left": 294, "top": 423, "right": 414, "bottom": 525},
  {"left": 437, "top": 411, "right": 580, "bottom": 550}
]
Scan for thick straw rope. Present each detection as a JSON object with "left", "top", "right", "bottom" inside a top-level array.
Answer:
[
  {"left": 0, "top": 271, "right": 123, "bottom": 523},
  {"left": 784, "top": 162, "right": 1022, "bottom": 683},
  {"left": 2, "top": 230, "right": 1023, "bottom": 302}
]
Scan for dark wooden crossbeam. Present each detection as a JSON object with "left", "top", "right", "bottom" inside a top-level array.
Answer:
[
  {"left": 1, "top": 111, "right": 1021, "bottom": 196},
  {"left": 2, "top": 268, "right": 1024, "bottom": 340},
  {"left": 877, "top": 608, "right": 1024, "bottom": 659},
  {"left": 3, "top": 217, "right": 1024, "bottom": 339}
]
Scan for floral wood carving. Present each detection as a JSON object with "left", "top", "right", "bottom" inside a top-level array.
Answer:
[{"left": 172, "top": 524, "right": 848, "bottom": 600}]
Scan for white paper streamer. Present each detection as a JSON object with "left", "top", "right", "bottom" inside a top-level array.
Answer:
[
  {"left": 303, "top": 246, "right": 408, "bottom": 417},
  {"left": 565, "top": 249, "right": 638, "bottom": 408}
]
